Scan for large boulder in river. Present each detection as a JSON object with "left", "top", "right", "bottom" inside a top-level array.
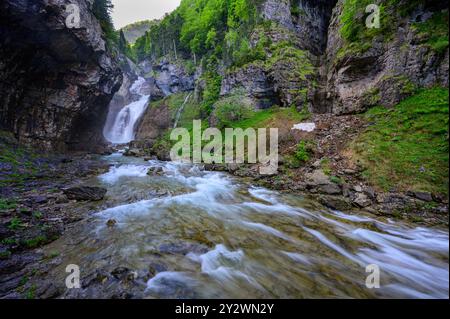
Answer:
[{"left": 63, "top": 186, "right": 107, "bottom": 201}]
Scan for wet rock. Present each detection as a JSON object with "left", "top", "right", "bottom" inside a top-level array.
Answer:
[
  {"left": 124, "top": 148, "right": 142, "bottom": 157},
  {"left": 306, "top": 170, "right": 331, "bottom": 186},
  {"left": 111, "top": 267, "right": 137, "bottom": 282},
  {"left": 63, "top": 186, "right": 107, "bottom": 201},
  {"left": 318, "top": 183, "right": 342, "bottom": 195},
  {"left": 353, "top": 193, "right": 372, "bottom": 208},
  {"left": 147, "top": 167, "right": 164, "bottom": 176},
  {"left": 82, "top": 272, "right": 110, "bottom": 288},
  {"left": 106, "top": 219, "right": 117, "bottom": 228},
  {"left": 158, "top": 243, "right": 209, "bottom": 256},
  {"left": 147, "top": 263, "right": 168, "bottom": 279},
  {"left": 407, "top": 191, "right": 434, "bottom": 202},
  {"left": 30, "top": 195, "right": 48, "bottom": 205},
  {"left": 319, "top": 195, "right": 352, "bottom": 211},
  {"left": 55, "top": 194, "right": 69, "bottom": 204}
]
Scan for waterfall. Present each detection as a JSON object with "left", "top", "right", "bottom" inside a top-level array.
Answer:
[
  {"left": 173, "top": 92, "right": 192, "bottom": 129},
  {"left": 104, "top": 77, "right": 150, "bottom": 144}
]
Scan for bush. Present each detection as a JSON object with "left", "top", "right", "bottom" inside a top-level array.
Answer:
[
  {"left": 295, "top": 141, "right": 311, "bottom": 163},
  {"left": 213, "top": 92, "right": 255, "bottom": 128}
]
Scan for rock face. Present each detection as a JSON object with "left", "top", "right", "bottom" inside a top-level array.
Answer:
[
  {"left": 152, "top": 59, "right": 196, "bottom": 96},
  {"left": 220, "top": 0, "right": 448, "bottom": 114},
  {"left": 220, "top": 0, "right": 338, "bottom": 110},
  {"left": 0, "top": 0, "right": 122, "bottom": 152},
  {"left": 220, "top": 65, "right": 280, "bottom": 109},
  {"left": 324, "top": 0, "right": 449, "bottom": 115}
]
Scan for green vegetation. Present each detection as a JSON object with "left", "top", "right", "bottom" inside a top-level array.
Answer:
[
  {"left": 295, "top": 141, "right": 311, "bottom": 163},
  {"left": 338, "top": 0, "right": 448, "bottom": 58},
  {"left": 0, "top": 131, "right": 40, "bottom": 187},
  {"left": 8, "top": 217, "right": 25, "bottom": 231},
  {"left": 0, "top": 250, "right": 11, "bottom": 259},
  {"left": 352, "top": 87, "right": 449, "bottom": 194},
  {"left": 229, "top": 105, "right": 310, "bottom": 130},
  {"left": 92, "top": 0, "right": 117, "bottom": 44},
  {"left": 22, "top": 236, "right": 48, "bottom": 249},
  {"left": 0, "top": 198, "right": 17, "bottom": 211},
  {"left": 212, "top": 91, "right": 254, "bottom": 128},
  {"left": 412, "top": 11, "right": 449, "bottom": 54}
]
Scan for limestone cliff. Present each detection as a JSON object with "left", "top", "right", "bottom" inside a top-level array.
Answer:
[{"left": 0, "top": 0, "right": 122, "bottom": 152}]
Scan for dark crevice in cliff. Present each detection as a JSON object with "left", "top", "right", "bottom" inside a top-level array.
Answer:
[{"left": 292, "top": 0, "right": 339, "bottom": 56}]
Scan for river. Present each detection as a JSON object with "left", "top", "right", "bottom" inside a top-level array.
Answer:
[{"left": 42, "top": 153, "right": 449, "bottom": 299}]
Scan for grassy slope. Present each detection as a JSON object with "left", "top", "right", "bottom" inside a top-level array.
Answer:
[{"left": 351, "top": 88, "right": 449, "bottom": 195}]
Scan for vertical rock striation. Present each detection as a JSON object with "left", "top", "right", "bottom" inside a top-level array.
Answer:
[{"left": 0, "top": 0, "right": 122, "bottom": 152}]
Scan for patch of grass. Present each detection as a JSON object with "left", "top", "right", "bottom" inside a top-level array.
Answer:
[
  {"left": 25, "top": 284, "right": 37, "bottom": 299},
  {"left": 32, "top": 211, "right": 43, "bottom": 219},
  {"left": 320, "top": 158, "right": 333, "bottom": 176},
  {"left": 22, "top": 235, "right": 48, "bottom": 249},
  {"left": 330, "top": 176, "right": 344, "bottom": 185},
  {"left": 1, "top": 238, "right": 18, "bottom": 245},
  {"left": 295, "top": 141, "right": 312, "bottom": 163},
  {"left": 8, "top": 217, "right": 25, "bottom": 231},
  {"left": 0, "top": 250, "right": 11, "bottom": 259},
  {"left": 0, "top": 198, "right": 18, "bottom": 211},
  {"left": 351, "top": 87, "right": 449, "bottom": 194},
  {"left": 230, "top": 105, "right": 310, "bottom": 130}
]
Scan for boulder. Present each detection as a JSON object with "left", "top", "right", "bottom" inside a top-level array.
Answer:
[
  {"left": 63, "top": 187, "right": 107, "bottom": 201},
  {"left": 353, "top": 193, "right": 372, "bottom": 208},
  {"left": 407, "top": 191, "right": 434, "bottom": 202}
]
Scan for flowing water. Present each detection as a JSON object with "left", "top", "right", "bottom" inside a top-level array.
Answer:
[
  {"left": 104, "top": 77, "right": 150, "bottom": 144},
  {"left": 43, "top": 154, "right": 449, "bottom": 299}
]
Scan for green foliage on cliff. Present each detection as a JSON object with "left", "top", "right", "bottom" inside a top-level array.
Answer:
[
  {"left": 132, "top": 0, "right": 260, "bottom": 67},
  {"left": 92, "top": 0, "right": 117, "bottom": 44},
  {"left": 352, "top": 87, "right": 449, "bottom": 195},
  {"left": 339, "top": 0, "right": 449, "bottom": 57},
  {"left": 412, "top": 11, "right": 449, "bottom": 54}
]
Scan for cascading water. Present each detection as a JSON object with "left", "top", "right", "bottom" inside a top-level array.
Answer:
[
  {"left": 104, "top": 77, "right": 150, "bottom": 144},
  {"left": 42, "top": 154, "right": 449, "bottom": 299}
]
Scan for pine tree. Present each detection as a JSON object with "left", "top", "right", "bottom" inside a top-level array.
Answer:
[{"left": 92, "top": 0, "right": 116, "bottom": 43}]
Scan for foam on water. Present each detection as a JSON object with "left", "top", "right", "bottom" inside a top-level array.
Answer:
[
  {"left": 77, "top": 157, "right": 449, "bottom": 298},
  {"left": 99, "top": 164, "right": 149, "bottom": 184}
]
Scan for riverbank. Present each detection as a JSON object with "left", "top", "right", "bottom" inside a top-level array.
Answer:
[
  {"left": 0, "top": 131, "right": 112, "bottom": 298},
  {"left": 1, "top": 128, "right": 448, "bottom": 298}
]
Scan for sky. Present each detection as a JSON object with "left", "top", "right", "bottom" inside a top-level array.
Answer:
[{"left": 111, "top": 0, "right": 181, "bottom": 29}]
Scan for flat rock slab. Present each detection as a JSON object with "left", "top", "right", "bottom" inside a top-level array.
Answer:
[{"left": 63, "top": 186, "right": 107, "bottom": 201}]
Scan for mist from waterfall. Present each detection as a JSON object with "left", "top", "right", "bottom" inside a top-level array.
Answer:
[{"left": 104, "top": 77, "right": 150, "bottom": 144}]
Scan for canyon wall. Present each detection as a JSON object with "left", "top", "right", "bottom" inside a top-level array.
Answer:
[{"left": 0, "top": 0, "right": 122, "bottom": 152}]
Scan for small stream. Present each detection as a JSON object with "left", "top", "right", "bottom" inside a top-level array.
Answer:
[{"left": 42, "top": 153, "right": 449, "bottom": 299}]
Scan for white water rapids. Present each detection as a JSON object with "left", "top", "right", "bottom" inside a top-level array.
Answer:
[
  {"left": 43, "top": 154, "right": 449, "bottom": 299},
  {"left": 104, "top": 77, "right": 149, "bottom": 144}
]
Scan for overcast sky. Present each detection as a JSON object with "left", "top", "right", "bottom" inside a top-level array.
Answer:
[{"left": 111, "top": 0, "right": 181, "bottom": 29}]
